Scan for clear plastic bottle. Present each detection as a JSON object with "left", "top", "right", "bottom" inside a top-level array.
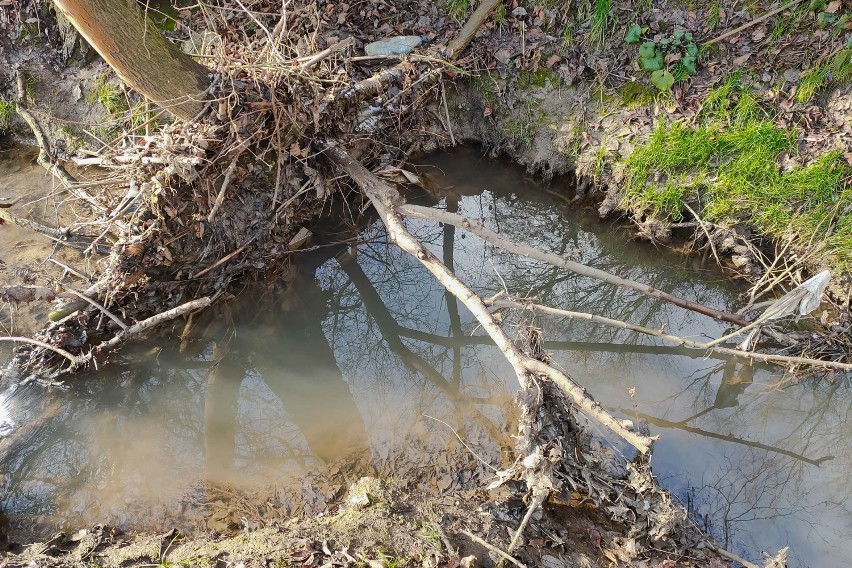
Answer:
[{"left": 364, "top": 35, "right": 427, "bottom": 56}]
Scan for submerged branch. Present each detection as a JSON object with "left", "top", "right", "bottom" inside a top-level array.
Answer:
[
  {"left": 321, "top": 141, "right": 654, "bottom": 454},
  {"left": 622, "top": 408, "right": 834, "bottom": 466},
  {"left": 398, "top": 204, "right": 750, "bottom": 327}
]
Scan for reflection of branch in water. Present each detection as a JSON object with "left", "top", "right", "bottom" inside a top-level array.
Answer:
[
  {"left": 395, "top": 326, "right": 744, "bottom": 360},
  {"left": 619, "top": 408, "right": 834, "bottom": 466},
  {"left": 337, "top": 252, "right": 512, "bottom": 448},
  {"left": 443, "top": 195, "right": 463, "bottom": 387}
]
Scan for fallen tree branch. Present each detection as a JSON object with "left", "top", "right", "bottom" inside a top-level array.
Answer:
[
  {"left": 487, "top": 296, "right": 852, "bottom": 372},
  {"left": 0, "top": 207, "right": 106, "bottom": 252},
  {"left": 446, "top": 0, "right": 502, "bottom": 58},
  {"left": 42, "top": 296, "right": 213, "bottom": 376},
  {"left": 0, "top": 207, "right": 68, "bottom": 241},
  {"left": 398, "top": 204, "right": 750, "bottom": 327},
  {"left": 321, "top": 141, "right": 654, "bottom": 454},
  {"left": 460, "top": 530, "right": 527, "bottom": 568},
  {"left": 0, "top": 336, "right": 80, "bottom": 365},
  {"left": 707, "top": 543, "right": 761, "bottom": 568}
]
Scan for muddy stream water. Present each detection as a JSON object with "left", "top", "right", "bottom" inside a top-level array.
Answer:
[{"left": 0, "top": 146, "right": 850, "bottom": 567}]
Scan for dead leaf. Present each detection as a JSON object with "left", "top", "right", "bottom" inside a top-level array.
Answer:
[
  {"left": 732, "top": 53, "right": 751, "bottom": 66},
  {"left": 826, "top": 0, "right": 841, "bottom": 13},
  {"left": 586, "top": 527, "right": 601, "bottom": 549},
  {"left": 545, "top": 54, "right": 561, "bottom": 68}
]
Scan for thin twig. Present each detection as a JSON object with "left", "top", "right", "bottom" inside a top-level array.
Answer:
[
  {"left": 703, "top": 0, "right": 805, "bottom": 46},
  {"left": 423, "top": 414, "right": 498, "bottom": 472},
  {"left": 193, "top": 237, "right": 256, "bottom": 278},
  {"left": 488, "top": 296, "right": 852, "bottom": 372},
  {"left": 460, "top": 530, "right": 527, "bottom": 568},
  {"left": 398, "top": 204, "right": 749, "bottom": 327},
  {"left": 299, "top": 36, "right": 354, "bottom": 69},
  {"left": 62, "top": 287, "right": 128, "bottom": 331},
  {"left": 0, "top": 336, "right": 79, "bottom": 365},
  {"left": 507, "top": 487, "right": 547, "bottom": 554}
]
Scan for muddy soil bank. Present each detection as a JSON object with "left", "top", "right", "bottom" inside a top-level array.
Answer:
[
  {"left": 0, "top": 476, "right": 634, "bottom": 568},
  {"left": 444, "top": 74, "right": 852, "bottom": 306}
]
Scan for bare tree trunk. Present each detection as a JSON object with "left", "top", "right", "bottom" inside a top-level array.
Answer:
[{"left": 53, "top": 0, "right": 210, "bottom": 121}]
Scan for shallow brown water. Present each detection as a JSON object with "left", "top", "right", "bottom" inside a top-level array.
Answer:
[{"left": 1, "top": 146, "right": 850, "bottom": 567}]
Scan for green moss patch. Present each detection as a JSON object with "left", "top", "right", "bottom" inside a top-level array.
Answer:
[{"left": 623, "top": 77, "right": 852, "bottom": 270}]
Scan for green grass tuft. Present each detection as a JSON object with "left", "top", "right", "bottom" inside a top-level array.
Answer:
[
  {"left": 589, "top": 0, "right": 611, "bottom": 47},
  {"left": 87, "top": 73, "right": 127, "bottom": 115},
  {"left": 0, "top": 100, "right": 14, "bottom": 131},
  {"left": 445, "top": 0, "right": 468, "bottom": 20},
  {"left": 796, "top": 64, "right": 829, "bottom": 103},
  {"left": 624, "top": 80, "right": 852, "bottom": 269},
  {"left": 795, "top": 48, "right": 852, "bottom": 103}
]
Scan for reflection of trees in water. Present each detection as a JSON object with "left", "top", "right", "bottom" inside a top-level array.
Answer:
[
  {"left": 3, "top": 159, "right": 850, "bottom": 562},
  {"left": 633, "top": 369, "right": 852, "bottom": 565},
  {"left": 376, "top": 163, "right": 852, "bottom": 565}
]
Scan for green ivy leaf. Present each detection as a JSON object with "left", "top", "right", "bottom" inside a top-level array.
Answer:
[
  {"left": 808, "top": 0, "right": 827, "bottom": 11},
  {"left": 639, "top": 41, "right": 657, "bottom": 58},
  {"left": 673, "top": 29, "right": 684, "bottom": 40},
  {"left": 817, "top": 11, "right": 837, "bottom": 27},
  {"left": 686, "top": 42, "right": 698, "bottom": 56},
  {"left": 625, "top": 23, "right": 643, "bottom": 44},
  {"left": 684, "top": 32, "right": 693, "bottom": 42},
  {"left": 682, "top": 55, "right": 697, "bottom": 75},
  {"left": 640, "top": 52, "right": 664, "bottom": 71},
  {"left": 651, "top": 69, "right": 675, "bottom": 91}
]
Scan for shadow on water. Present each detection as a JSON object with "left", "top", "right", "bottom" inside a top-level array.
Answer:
[{"left": 0, "top": 146, "right": 850, "bottom": 567}]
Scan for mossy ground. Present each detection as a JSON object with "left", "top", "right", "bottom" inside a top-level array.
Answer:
[{"left": 622, "top": 76, "right": 852, "bottom": 271}]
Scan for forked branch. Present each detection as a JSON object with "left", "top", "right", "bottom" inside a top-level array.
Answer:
[{"left": 320, "top": 141, "right": 654, "bottom": 454}]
